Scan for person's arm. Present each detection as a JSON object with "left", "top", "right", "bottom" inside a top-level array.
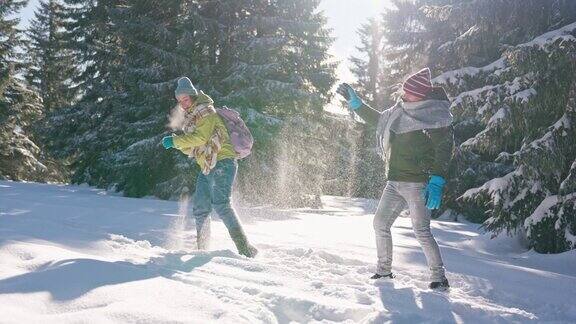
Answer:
[
  {"left": 355, "top": 103, "right": 381, "bottom": 127},
  {"left": 427, "top": 125, "right": 454, "bottom": 178},
  {"left": 423, "top": 125, "right": 454, "bottom": 209},
  {"left": 172, "top": 114, "right": 218, "bottom": 150},
  {"left": 336, "top": 83, "right": 381, "bottom": 126}
]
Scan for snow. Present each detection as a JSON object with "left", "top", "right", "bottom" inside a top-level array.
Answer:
[
  {"left": 560, "top": 159, "right": 576, "bottom": 192},
  {"left": 460, "top": 128, "right": 486, "bottom": 148},
  {"left": 432, "top": 58, "right": 506, "bottom": 86},
  {"left": 12, "top": 126, "right": 23, "bottom": 134},
  {"left": 460, "top": 170, "right": 516, "bottom": 205},
  {"left": 522, "top": 113, "right": 571, "bottom": 151},
  {"left": 524, "top": 193, "right": 576, "bottom": 232},
  {"left": 511, "top": 88, "right": 536, "bottom": 103},
  {"left": 1, "top": 180, "right": 576, "bottom": 323},
  {"left": 451, "top": 84, "right": 500, "bottom": 107},
  {"left": 434, "top": 22, "right": 576, "bottom": 87},
  {"left": 459, "top": 167, "right": 542, "bottom": 211},
  {"left": 517, "top": 21, "right": 576, "bottom": 50},
  {"left": 437, "top": 40, "right": 452, "bottom": 53},
  {"left": 455, "top": 25, "right": 481, "bottom": 43},
  {"left": 245, "top": 108, "right": 282, "bottom": 126},
  {"left": 123, "top": 136, "right": 159, "bottom": 152},
  {"left": 487, "top": 107, "right": 508, "bottom": 125}
]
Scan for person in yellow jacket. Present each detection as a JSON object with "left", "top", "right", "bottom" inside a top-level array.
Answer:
[{"left": 162, "top": 77, "right": 258, "bottom": 258}]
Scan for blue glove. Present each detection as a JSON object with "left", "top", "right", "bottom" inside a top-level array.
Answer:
[
  {"left": 162, "top": 136, "right": 174, "bottom": 149},
  {"left": 336, "top": 83, "right": 362, "bottom": 110},
  {"left": 423, "top": 175, "right": 446, "bottom": 210}
]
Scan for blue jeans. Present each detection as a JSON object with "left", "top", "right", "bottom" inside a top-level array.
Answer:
[
  {"left": 373, "top": 181, "right": 446, "bottom": 281},
  {"left": 192, "top": 159, "right": 244, "bottom": 249}
]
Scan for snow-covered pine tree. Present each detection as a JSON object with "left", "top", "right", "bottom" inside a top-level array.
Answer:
[
  {"left": 520, "top": 62, "right": 576, "bottom": 253},
  {"left": 0, "top": 0, "right": 38, "bottom": 127},
  {"left": 381, "top": 0, "right": 572, "bottom": 80},
  {"left": 412, "top": 1, "right": 574, "bottom": 216},
  {"left": 46, "top": 0, "right": 201, "bottom": 198},
  {"left": 372, "top": 1, "right": 576, "bottom": 252},
  {"left": 191, "top": 0, "right": 337, "bottom": 206},
  {"left": 215, "top": 0, "right": 336, "bottom": 117},
  {"left": 42, "top": 0, "right": 128, "bottom": 187},
  {"left": 40, "top": 1, "right": 206, "bottom": 198},
  {"left": 0, "top": 0, "right": 66, "bottom": 182},
  {"left": 25, "top": 0, "right": 78, "bottom": 112},
  {"left": 253, "top": 0, "right": 337, "bottom": 206},
  {"left": 429, "top": 0, "right": 565, "bottom": 72},
  {"left": 41, "top": 0, "right": 338, "bottom": 206},
  {"left": 175, "top": 0, "right": 219, "bottom": 94},
  {"left": 380, "top": 0, "right": 447, "bottom": 81},
  {"left": 65, "top": 0, "right": 125, "bottom": 98},
  {"left": 447, "top": 33, "right": 576, "bottom": 253},
  {"left": 93, "top": 0, "right": 199, "bottom": 198},
  {"left": 434, "top": 16, "right": 576, "bottom": 253}
]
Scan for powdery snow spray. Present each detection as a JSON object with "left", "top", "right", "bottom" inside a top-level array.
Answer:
[{"left": 165, "top": 187, "right": 189, "bottom": 251}]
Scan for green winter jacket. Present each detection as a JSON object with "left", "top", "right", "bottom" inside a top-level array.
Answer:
[{"left": 356, "top": 88, "right": 454, "bottom": 182}]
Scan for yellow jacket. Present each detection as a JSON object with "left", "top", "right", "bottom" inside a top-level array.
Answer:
[{"left": 172, "top": 94, "right": 236, "bottom": 170}]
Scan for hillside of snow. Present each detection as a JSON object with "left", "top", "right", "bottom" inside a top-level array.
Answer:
[{"left": 1, "top": 180, "right": 575, "bottom": 323}]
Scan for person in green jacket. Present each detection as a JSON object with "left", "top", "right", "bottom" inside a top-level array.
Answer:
[
  {"left": 337, "top": 68, "right": 454, "bottom": 290},
  {"left": 162, "top": 77, "right": 258, "bottom": 258}
]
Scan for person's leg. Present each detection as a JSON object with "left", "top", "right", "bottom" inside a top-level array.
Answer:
[
  {"left": 399, "top": 182, "right": 446, "bottom": 282},
  {"left": 192, "top": 172, "right": 212, "bottom": 250},
  {"left": 373, "top": 181, "right": 407, "bottom": 276},
  {"left": 211, "top": 159, "right": 257, "bottom": 257}
]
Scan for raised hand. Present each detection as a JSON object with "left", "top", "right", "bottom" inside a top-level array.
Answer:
[{"left": 336, "top": 83, "right": 362, "bottom": 110}]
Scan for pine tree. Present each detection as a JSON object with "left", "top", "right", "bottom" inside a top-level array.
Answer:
[
  {"left": 451, "top": 36, "right": 576, "bottom": 253},
  {"left": 519, "top": 69, "right": 576, "bottom": 253},
  {"left": 25, "top": 0, "right": 77, "bottom": 112},
  {"left": 193, "top": 0, "right": 338, "bottom": 205},
  {"left": 372, "top": 0, "right": 576, "bottom": 252},
  {"left": 0, "top": 0, "right": 66, "bottom": 182},
  {"left": 42, "top": 0, "right": 337, "bottom": 206},
  {"left": 64, "top": 0, "right": 125, "bottom": 99},
  {"left": 46, "top": 0, "right": 197, "bottom": 197},
  {"left": 43, "top": 0, "right": 126, "bottom": 185},
  {"left": 434, "top": 16, "right": 576, "bottom": 252},
  {"left": 211, "top": 0, "right": 336, "bottom": 117},
  {"left": 1, "top": 0, "right": 30, "bottom": 122},
  {"left": 97, "top": 0, "right": 196, "bottom": 197},
  {"left": 380, "top": 0, "right": 575, "bottom": 79},
  {"left": 381, "top": 0, "right": 428, "bottom": 82}
]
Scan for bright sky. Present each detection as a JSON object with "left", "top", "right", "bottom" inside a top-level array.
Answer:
[{"left": 318, "top": 0, "right": 393, "bottom": 82}]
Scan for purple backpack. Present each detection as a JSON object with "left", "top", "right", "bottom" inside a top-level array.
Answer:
[{"left": 216, "top": 107, "right": 254, "bottom": 159}]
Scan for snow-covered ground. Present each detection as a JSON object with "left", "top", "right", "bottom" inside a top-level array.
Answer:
[{"left": 0, "top": 181, "right": 575, "bottom": 323}]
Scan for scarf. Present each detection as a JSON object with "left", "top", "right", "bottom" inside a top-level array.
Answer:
[
  {"left": 376, "top": 99, "right": 453, "bottom": 173},
  {"left": 181, "top": 93, "right": 225, "bottom": 175}
]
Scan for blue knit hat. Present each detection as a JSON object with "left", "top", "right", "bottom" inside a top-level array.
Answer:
[{"left": 175, "top": 77, "right": 198, "bottom": 97}]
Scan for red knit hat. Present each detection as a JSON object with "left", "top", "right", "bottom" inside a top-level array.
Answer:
[{"left": 403, "top": 68, "right": 432, "bottom": 100}]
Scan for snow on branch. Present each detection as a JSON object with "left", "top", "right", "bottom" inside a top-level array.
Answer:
[{"left": 517, "top": 22, "right": 576, "bottom": 50}]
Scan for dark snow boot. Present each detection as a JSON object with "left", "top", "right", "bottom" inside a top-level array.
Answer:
[
  {"left": 370, "top": 273, "right": 395, "bottom": 280},
  {"left": 429, "top": 278, "right": 450, "bottom": 290},
  {"left": 229, "top": 228, "right": 258, "bottom": 258}
]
